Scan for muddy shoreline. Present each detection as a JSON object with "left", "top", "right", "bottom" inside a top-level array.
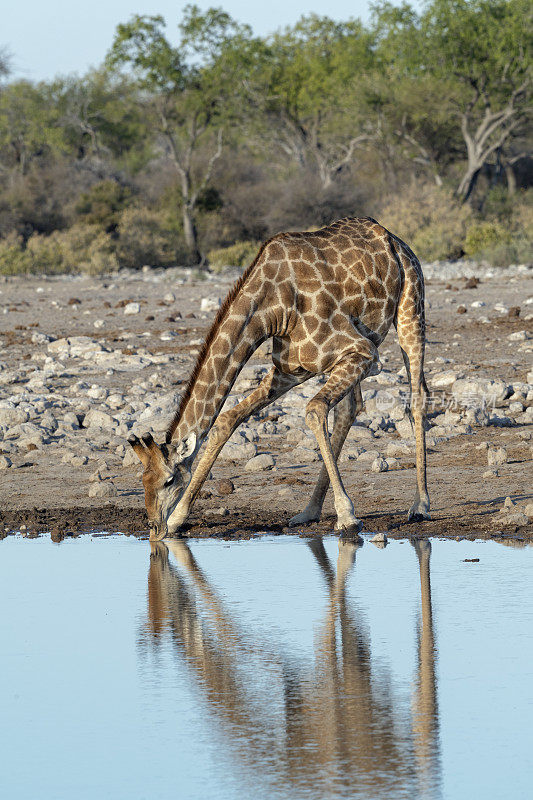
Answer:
[
  {"left": 1, "top": 264, "right": 532, "bottom": 544},
  {"left": 2, "top": 503, "right": 531, "bottom": 543}
]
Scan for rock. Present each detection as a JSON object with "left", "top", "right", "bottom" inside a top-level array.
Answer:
[
  {"left": 394, "top": 418, "right": 414, "bottom": 439},
  {"left": 470, "top": 300, "right": 486, "bottom": 308},
  {"left": 370, "top": 532, "right": 388, "bottom": 544},
  {"left": 123, "top": 448, "right": 139, "bottom": 467},
  {"left": 357, "top": 449, "right": 380, "bottom": 462},
  {"left": 452, "top": 378, "right": 510, "bottom": 408},
  {"left": 457, "top": 305, "right": 467, "bottom": 314},
  {"left": 0, "top": 405, "right": 30, "bottom": 426},
  {"left": 31, "top": 332, "right": 54, "bottom": 345},
  {"left": 163, "top": 292, "right": 176, "bottom": 303},
  {"left": 245, "top": 453, "right": 275, "bottom": 472},
  {"left": 483, "top": 469, "right": 499, "bottom": 478},
  {"left": 212, "top": 506, "right": 229, "bottom": 517},
  {"left": 292, "top": 446, "right": 320, "bottom": 463},
  {"left": 93, "top": 319, "right": 105, "bottom": 329},
  {"left": 0, "top": 455, "right": 12, "bottom": 469},
  {"left": 431, "top": 370, "right": 459, "bottom": 389},
  {"left": 508, "top": 330, "right": 530, "bottom": 342},
  {"left": 525, "top": 503, "right": 533, "bottom": 520},
  {"left": 217, "top": 479, "right": 235, "bottom": 495},
  {"left": 124, "top": 302, "right": 141, "bottom": 315},
  {"left": 386, "top": 441, "right": 411, "bottom": 457},
  {"left": 507, "top": 306, "right": 520, "bottom": 318},
  {"left": 88, "top": 481, "right": 118, "bottom": 498},
  {"left": 464, "top": 277, "right": 479, "bottom": 289},
  {"left": 83, "top": 409, "right": 117, "bottom": 431},
  {"left": 371, "top": 457, "right": 388, "bottom": 473},
  {"left": 503, "top": 496, "right": 515, "bottom": 510},
  {"left": 200, "top": 297, "right": 221, "bottom": 313},
  {"left": 499, "top": 511, "right": 530, "bottom": 528},
  {"left": 218, "top": 441, "right": 257, "bottom": 461},
  {"left": 487, "top": 447, "right": 508, "bottom": 466}
]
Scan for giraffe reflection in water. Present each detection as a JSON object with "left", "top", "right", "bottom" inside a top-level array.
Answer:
[{"left": 142, "top": 538, "right": 441, "bottom": 800}]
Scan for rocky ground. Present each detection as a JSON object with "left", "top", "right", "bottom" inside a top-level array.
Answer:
[{"left": 0, "top": 260, "right": 532, "bottom": 542}]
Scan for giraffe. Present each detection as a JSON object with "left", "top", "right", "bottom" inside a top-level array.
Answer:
[{"left": 128, "top": 216, "right": 430, "bottom": 541}]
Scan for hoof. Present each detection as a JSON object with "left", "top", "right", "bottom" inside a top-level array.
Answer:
[
  {"left": 288, "top": 508, "right": 321, "bottom": 527},
  {"left": 407, "top": 505, "right": 431, "bottom": 523},
  {"left": 335, "top": 515, "right": 363, "bottom": 534}
]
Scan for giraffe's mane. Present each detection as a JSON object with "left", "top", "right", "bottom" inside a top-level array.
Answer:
[{"left": 166, "top": 237, "right": 276, "bottom": 442}]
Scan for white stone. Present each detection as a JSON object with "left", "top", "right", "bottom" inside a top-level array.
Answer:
[
  {"left": 200, "top": 297, "right": 221, "bottom": 313},
  {"left": 83, "top": 409, "right": 117, "bottom": 430},
  {"left": 244, "top": 453, "right": 275, "bottom": 472},
  {"left": 431, "top": 370, "right": 459, "bottom": 389},
  {"left": 371, "top": 457, "right": 388, "bottom": 473},
  {"left": 0, "top": 455, "right": 12, "bottom": 469},
  {"left": 370, "top": 532, "right": 388, "bottom": 544},
  {"left": 394, "top": 418, "right": 414, "bottom": 439},
  {"left": 218, "top": 441, "right": 257, "bottom": 461},
  {"left": 88, "top": 481, "right": 118, "bottom": 498},
  {"left": 508, "top": 330, "right": 530, "bottom": 342},
  {"left": 487, "top": 447, "right": 508, "bottom": 466},
  {"left": 93, "top": 319, "right": 105, "bottom": 329},
  {"left": 124, "top": 302, "right": 140, "bottom": 315}
]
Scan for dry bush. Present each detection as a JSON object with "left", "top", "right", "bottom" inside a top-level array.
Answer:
[
  {"left": 207, "top": 240, "right": 261, "bottom": 269},
  {"left": 378, "top": 183, "right": 472, "bottom": 261},
  {"left": 115, "top": 207, "right": 185, "bottom": 268}
]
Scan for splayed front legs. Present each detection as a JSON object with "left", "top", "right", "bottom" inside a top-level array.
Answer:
[{"left": 166, "top": 367, "right": 310, "bottom": 535}]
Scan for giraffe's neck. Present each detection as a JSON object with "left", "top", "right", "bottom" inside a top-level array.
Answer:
[{"left": 171, "top": 295, "right": 267, "bottom": 445}]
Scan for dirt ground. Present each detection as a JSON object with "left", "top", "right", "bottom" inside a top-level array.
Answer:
[{"left": 0, "top": 261, "right": 532, "bottom": 542}]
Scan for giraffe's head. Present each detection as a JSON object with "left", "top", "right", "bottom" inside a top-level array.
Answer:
[{"left": 127, "top": 431, "right": 197, "bottom": 541}]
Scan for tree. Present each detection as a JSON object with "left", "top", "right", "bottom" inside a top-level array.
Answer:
[
  {"left": 372, "top": 0, "right": 532, "bottom": 202},
  {"left": 248, "top": 15, "right": 376, "bottom": 189},
  {"left": 0, "top": 81, "right": 65, "bottom": 183},
  {"left": 106, "top": 5, "right": 253, "bottom": 263}
]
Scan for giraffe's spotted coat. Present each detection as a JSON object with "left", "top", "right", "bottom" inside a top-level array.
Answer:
[{"left": 131, "top": 217, "right": 430, "bottom": 540}]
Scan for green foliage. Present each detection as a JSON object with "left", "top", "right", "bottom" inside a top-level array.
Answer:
[
  {"left": 75, "top": 180, "right": 132, "bottom": 228},
  {"left": 207, "top": 240, "right": 261, "bottom": 269},
  {"left": 0, "top": 233, "right": 32, "bottom": 275},
  {"left": 464, "top": 221, "right": 511, "bottom": 257},
  {"left": 379, "top": 184, "right": 472, "bottom": 260},
  {"left": 0, "top": 2, "right": 531, "bottom": 269},
  {"left": 115, "top": 207, "right": 186, "bottom": 268}
]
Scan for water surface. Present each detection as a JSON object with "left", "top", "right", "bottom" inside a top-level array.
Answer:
[{"left": 1, "top": 534, "right": 531, "bottom": 800}]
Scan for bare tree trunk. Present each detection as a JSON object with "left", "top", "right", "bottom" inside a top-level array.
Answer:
[{"left": 182, "top": 203, "right": 201, "bottom": 264}]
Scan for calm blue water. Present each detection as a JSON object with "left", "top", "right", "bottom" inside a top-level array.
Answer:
[{"left": 0, "top": 534, "right": 531, "bottom": 800}]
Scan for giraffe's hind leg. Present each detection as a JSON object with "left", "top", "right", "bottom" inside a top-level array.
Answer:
[
  {"left": 289, "top": 384, "right": 363, "bottom": 526},
  {"left": 397, "top": 332, "right": 430, "bottom": 521},
  {"left": 302, "top": 338, "right": 377, "bottom": 533}
]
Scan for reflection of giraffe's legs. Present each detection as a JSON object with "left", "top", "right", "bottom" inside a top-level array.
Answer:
[
  {"left": 304, "top": 340, "right": 377, "bottom": 532},
  {"left": 167, "top": 366, "right": 310, "bottom": 533},
  {"left": 289, "top": 385, "right": 363, "bottom": 526}
]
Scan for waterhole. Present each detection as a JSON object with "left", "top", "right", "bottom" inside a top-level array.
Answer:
[{"left": 1, "top": 534, "right": 531, "bottom": 800}]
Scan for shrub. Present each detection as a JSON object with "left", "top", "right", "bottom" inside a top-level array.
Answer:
[
  {"left": 379, "top": 183, "right": 472, "bottom": 261},
  {"left": 0, "top": 226, "right": 118, "bottom": 275},
  {"left": 115, "top": 207, "right": 185, "bottom": 269},
  {"left": 464, "top": 221, "right": 511, "bottom": 257},
  {"left": 0, "top": 233, "right": 32, "bottom": 275},
  {"left": 75, "top": 180, "right": 132, "bottom": 229},
  {"left": 207, "top": 240, "right": 261, "bottom": 269}
]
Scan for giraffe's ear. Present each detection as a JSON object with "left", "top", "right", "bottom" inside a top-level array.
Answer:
[{"left": 174, "top": 431, "right": 197, "bottom": 462}]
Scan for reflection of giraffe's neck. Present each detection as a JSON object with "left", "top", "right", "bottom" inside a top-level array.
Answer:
[{"left": 172, "top": 294, "right": 268, "bottom": 444}]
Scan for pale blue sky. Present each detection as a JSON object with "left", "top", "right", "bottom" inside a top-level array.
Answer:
[{"left": 5, "top": 1, "right": 380, "bottom": 82}]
